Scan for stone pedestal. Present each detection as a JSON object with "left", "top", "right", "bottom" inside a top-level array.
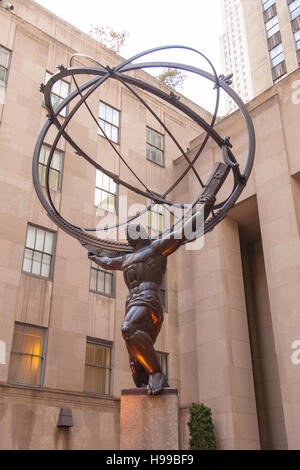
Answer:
[{"left": 120, "top": 388, "right": 179, "bottom": 450}]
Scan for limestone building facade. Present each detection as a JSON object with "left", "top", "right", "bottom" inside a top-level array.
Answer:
[
  {"left": 1, "top": 0, "right": 300, "bottom": 451},
  {"left": 243, "top": 0, "right": 300, "bottom": 96}
]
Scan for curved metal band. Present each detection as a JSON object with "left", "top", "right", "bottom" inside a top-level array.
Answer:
[{"left": 33, "top": 47, "right": 255, "bottom": 253}]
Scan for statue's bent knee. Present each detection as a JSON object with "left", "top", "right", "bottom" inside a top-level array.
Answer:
[{"left": 121, "top": 322, "right": 135, "bottom": 340}]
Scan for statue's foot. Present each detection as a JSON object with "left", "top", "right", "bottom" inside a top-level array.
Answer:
[{"left": 147, "top": 372, "right": 169, "bottom": 395}]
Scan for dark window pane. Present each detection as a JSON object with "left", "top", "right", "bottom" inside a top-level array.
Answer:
[
  {"left": 90, "top": 268, "right": 97, "bottom": 291},
  {"left": 0, "top": 66, "right": 7, "bottom": 85},
  {"left": 103, "top": 346, "right": 111, "bottom": 367},
  {"left": 105, "top": 274, "right": 113, "bottom": 296},
  {"left": 85, "top": 342, "right": 94, "bottom": 364},
  {"left": 84, "top": 341, "right": 112, "bottom": 395},
  {"left": 100, "top": 368, "right": 110, "bottom": 395},
  {"left": 23, "top": 248, "right": 33, "bottom": 273},
  {"left": 29, "top": 356, "right": 42, "bottom": 386},
  {"left": 93, "top": 366, "right": 101, "bottom": 393},
  {"left": 98, "top": 102, "right": 120, "bottom": 143},
  {"left": 95, "top": 345, "right": 104, "bottom": 366},
  {"left": 38, "top": 164, "right": 46, "bottom": 186},
  {"left": 18, "top": 354, "right": 31, "bottom": 384},
  {"left": 84, "top": 365, "right": 93, "bottom": 391},
  {"left": 23, "top": 225, "right": 54, "bottom": 279},
  {"left": 97, "top": 270, "right": 105, "bottom": 293},
  {"left": 23, "top": 331, "right": 34, "bottom": 355},
  {"left": 49, "top": 169, "right": 59, "bottom": 191}
]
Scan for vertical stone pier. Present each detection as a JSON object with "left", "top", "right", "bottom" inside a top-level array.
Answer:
[{"left": 120, "top": 388, "right": 179, "bottom": 450}]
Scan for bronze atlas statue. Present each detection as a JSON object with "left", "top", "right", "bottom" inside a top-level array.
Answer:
[{"left": 33, "top": 46, "right": 255, "bottom": 395}]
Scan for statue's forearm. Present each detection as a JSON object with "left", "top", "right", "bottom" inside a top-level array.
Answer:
[
  {"left": 88, "top": 253, "right": 123, "bottom": 271},
  {"left": 93, "top": 256, "right": 112, "bottom": 269}
]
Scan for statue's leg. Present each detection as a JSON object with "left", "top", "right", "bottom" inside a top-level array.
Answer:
[
  {"left": 122, "top": 306, "right": 169, "bottom": 395},
  {"left": 122, "top": 306, "right": 161, "bottom": 374},
  {"left": 127, "top": 347, "right": 149, "bottom": 388}
]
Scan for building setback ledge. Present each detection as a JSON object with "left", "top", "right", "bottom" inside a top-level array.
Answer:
[{"left": 0, "top": 382, "right": 120, "bottom": 411}]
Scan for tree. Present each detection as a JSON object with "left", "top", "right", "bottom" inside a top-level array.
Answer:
[
  {"left": 157, "top": 68, "right": 186, "bottom": 91},
  {"left": 187, "top": 403, "right": 217, "bottom": 450},
  {"left": 89, "top": 25, "right": 129, "bottom": 53}
]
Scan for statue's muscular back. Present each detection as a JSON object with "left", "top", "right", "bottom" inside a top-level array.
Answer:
[{"left": 122, "top": 245, "right": 167, "bottom": 291}]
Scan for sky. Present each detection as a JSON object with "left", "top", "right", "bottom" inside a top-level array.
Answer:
[{"left": 35, "top": 0, "right": 225, "bottom": 114}]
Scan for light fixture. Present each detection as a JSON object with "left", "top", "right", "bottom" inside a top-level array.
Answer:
[{"left": 57, "top": 408, "right": 73, "bottom": 428}]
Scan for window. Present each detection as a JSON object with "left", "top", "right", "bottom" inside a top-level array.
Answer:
[
  {"left": 84, "top": 338, "right": 113, "bottom": 395},
  {"left": 44, "top": 71, "right": 70, "bottom": 117},
  {"left": 147, "top": 197, "right": 165, "bottom": 233},
  {"left": 271, "top": 60, "right": 287, "bottom": 80},
  {"left": 146, "top": 127, "right": 164, "bottom": 167},
  {"left": 38, "top": 144, "right": 63, "bottom": 191},
  {"left": 159, "top": 272, "right": 168, "bottom": 312},
  {"left": 156, "top": 351, "right": 169, "bottom": 380},
  {"left": 90, "top": 261, "right": 115, "bottom": 297},
  {"left": 270, "top": 43, "right": 285, "bottom": 67},
  {"left": 262, "top": 0, "right": 275, "bottom": 11},
  {"left": 8, "top": 323, "right": 47, "bottom": 387},
  {"left": 289, "top": 0, "right": 300, "bottom": 20},
  {"left": 266, "top": 16, "right": 280, "bottom": 37},
  {"left": 98, "top": 102, "right": 120, "bottom": 144},
  {"left": 0, "top": 45, "right": 10, "bottom": 88},
  {"left": 95, "top": 169, "right": 117, "bottom": 213},
  {"left": 22, "top": 225, "right": 55, "bottom": 279},
  {"left": 294, "top": 28, "right": 300, "bottom": 49}
]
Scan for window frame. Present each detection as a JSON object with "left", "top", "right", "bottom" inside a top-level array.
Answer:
[
  {"left": 294, "top": 28, "right": 300, "bottom": 49},
  {"left": 289, "top": 0, "right": 300, "bottom": 20},
  {"left": 7, "top": 322, "right": 48, "bottom": 388},
  {"left": 262, "top": 0, "right": 275, "bottom": 11},
  {"left": 146, "top": 196, "right": 166, "bottom": 234},
  {"left": 156, "top": 351, "right": 169, "bottom": 381},
  {"left": 22, "top": 224, "right": 56, "bottom": 281},
  {"left": 89, "top": 261, "right": 116, "bottom": 298},
  {"left": 38, "top": 143, "right": 64, "bottom": 192},
  {"left": 84, "top": 337, "right": 113, "bottom": 397},
  {"left": 98, "top": 101, "right": 120, "bottom": 144},
  {"left": 159, "top": 271, "right": 168, "bottom": 313},
  {"left": 43, "top": 71, "right": 70, "bottom": 118},
  {"left": 146, "top": 127, "right": 165, "bottom": 167},
  {"left": 266, "top": 15, "right": 280, "bottom": 37},
  {"left": 269, "top": 42, "right": 285, "bottom": 67},
  {"left": 94, "top": 169, "right": 118, "bottom": 214},
  {"left": 0, "top": 44, "right": 11, "bottom": 89}
]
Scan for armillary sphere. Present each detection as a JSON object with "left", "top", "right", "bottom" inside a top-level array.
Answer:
[{"left": 32, "top": 45, "right": 255, "bottom": 257}]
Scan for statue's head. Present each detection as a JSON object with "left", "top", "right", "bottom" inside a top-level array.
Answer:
[{"left": 126, "top": 224, "right": 150, "bottom": 249}]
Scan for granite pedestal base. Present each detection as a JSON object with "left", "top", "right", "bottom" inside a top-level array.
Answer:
[{"left": 120, "top": 388, "right": 179, "bottom": 450}]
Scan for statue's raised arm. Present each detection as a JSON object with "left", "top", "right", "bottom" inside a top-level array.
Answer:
[{"left": 88, "top": 252, "right": 124, "bottom": 271}]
